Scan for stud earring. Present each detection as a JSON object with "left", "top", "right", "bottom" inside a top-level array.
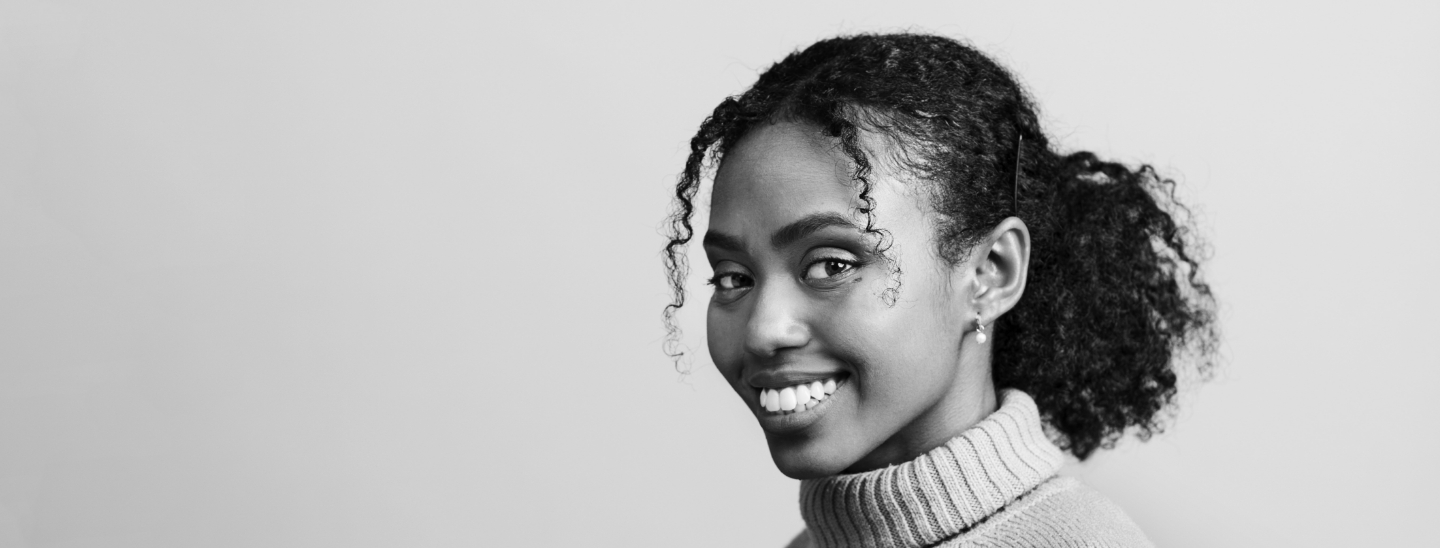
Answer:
[{"left": 975, "top": 315, "right": 988, "bottom": 344}]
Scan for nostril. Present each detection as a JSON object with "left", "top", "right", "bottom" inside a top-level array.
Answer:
[{"left": 745, "top": 319, "right": 811, "bottom": 357}]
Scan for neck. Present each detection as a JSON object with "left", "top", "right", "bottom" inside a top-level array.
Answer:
[{"left": 844, "top": 364, "right": 997, "bottom": 474}]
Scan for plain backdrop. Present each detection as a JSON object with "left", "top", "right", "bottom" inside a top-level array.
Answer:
[{"left": 2, "top": 1, "right": 1437, "bottom": 546}]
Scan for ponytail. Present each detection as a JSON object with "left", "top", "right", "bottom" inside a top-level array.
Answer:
[{"left": 994, "top": 151, "right": 1216, "bottom": 459}]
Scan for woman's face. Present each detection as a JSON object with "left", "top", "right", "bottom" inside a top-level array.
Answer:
[{"left": 704, "top": 122, "right": 997, "bottom": 479}]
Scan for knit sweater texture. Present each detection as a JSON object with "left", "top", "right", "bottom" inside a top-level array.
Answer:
[{"left": 785, "top": 389, "right": 1153, "bottom": 548}]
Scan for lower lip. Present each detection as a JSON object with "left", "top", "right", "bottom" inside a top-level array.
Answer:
[{"left": 754, "top": 381, "right": 844, "bottom": 434}]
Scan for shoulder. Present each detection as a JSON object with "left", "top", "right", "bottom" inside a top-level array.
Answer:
[{"left": 949, "top": 476, "right": 1154, "bottom": 548}]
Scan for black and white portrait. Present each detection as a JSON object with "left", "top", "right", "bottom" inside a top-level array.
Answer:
[{"left": 0, "top": 2, "right": 1435, "bottom": 546}]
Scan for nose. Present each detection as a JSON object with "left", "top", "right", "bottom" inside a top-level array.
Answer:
[{"left": 744, "top": 283, "right": 811, "bottom": 357}]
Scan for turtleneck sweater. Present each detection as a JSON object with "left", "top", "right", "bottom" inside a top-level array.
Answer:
[{"left": 786, "top": 389, "right": 1153, "bottom": 548}]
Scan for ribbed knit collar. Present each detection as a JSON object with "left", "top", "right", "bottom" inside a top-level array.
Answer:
[{"left": 798, "top": 389, "right": 1065, "bottom": 548}]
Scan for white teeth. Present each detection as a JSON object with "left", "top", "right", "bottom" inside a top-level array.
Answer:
[{"left": 758, "top": 378, "right": 842, "bottom": 414}]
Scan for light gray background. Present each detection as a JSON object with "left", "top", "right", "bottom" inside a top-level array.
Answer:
[{"left": 2, "top": 1, "right": 1436, "bottom": 546}]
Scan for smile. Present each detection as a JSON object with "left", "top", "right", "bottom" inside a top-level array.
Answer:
[{"left": 757, "top": 377, "right": 841, "bottom": 415}]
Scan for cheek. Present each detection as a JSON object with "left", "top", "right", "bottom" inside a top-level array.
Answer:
[
  {"left": 823, "top": 286, "right": 965, "bottom": 389},
  {"left": 705, "top": 304, "right": 745, "bottom": 375}
]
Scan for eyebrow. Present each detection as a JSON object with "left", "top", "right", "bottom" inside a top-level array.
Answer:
[{"left": 702, "top": 212, "right": 861, "bottom": 253}]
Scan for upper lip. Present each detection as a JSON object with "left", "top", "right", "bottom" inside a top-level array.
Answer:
[{"left": 745, "top": 368, "right": 846, "bottom": 389}]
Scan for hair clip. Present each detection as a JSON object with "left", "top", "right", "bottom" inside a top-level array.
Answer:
[{"left": 1012, "top": 134, "right": 1022, "bottom": 217}]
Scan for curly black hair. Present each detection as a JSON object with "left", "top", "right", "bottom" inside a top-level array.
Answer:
[{"left": 662, "top": 33, "right": 1217, "bottom": 460}]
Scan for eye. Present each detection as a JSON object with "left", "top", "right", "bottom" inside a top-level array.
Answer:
[
  {"left": 804, "top": 259, "right": 856, "bottom": 281},
  {"left": 706, "top": 261, "right": 754, "bottom": 299},
  {"left": 708, "top": 272, "right": 753, "bottom": 290}
]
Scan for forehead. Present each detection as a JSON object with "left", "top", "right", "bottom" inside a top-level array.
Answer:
[
  {"left": 710, "top": 123, "right": 862, "bottom": 229},
  {"left": 708, "top": 122, "right": 933, "bottom": 242}
]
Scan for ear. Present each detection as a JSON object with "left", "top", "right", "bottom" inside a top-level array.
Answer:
[{"left": 970, "top": 217, "right": 1031, "bottom": 325}]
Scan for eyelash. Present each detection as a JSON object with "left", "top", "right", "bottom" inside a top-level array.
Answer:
[
  {"left": 804, "top": 257, "right": 862, "bottom": 282},
  {"left": 706, "top": 272, "right": 752, "bottom": 290}
]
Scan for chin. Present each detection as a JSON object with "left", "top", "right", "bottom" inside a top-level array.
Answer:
[{"left": 765, "top": 434, "right": 855, "bottom": 480}]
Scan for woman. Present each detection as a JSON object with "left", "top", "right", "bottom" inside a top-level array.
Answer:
[{"left": 662, "top": 33, "right": 1216, "bottom": 547}]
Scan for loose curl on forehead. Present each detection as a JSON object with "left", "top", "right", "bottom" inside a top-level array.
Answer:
[{"left": 663, "top": 33, "right": 1217, "bottom": 460}]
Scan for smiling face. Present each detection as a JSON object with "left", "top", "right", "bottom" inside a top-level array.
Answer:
[{"left": 704, "top": 122, "right": 999, "bottom": 479}]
